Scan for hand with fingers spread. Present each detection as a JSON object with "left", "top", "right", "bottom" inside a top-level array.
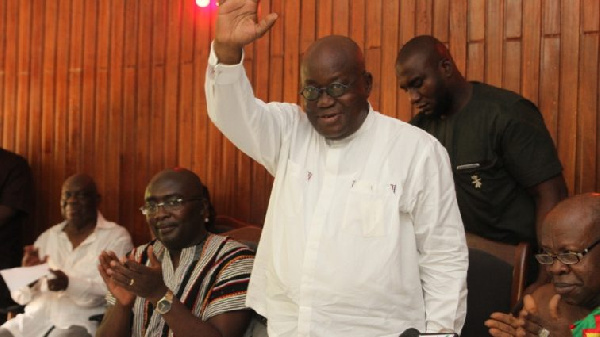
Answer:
[
  {"left": 214, "top": 0, "right": 278, "bottom": 64},
  {"left": 98, "top": 250, "right": 136, "bottom": 307},
  {"left": 22, "top": 245, "right": 47, "bottom": 267},
  {"left": 103, "top": 245, "right": 168, "bottom": 305},
  {"left": 120, "top": 245, "right": 168, "bottom": 304}
]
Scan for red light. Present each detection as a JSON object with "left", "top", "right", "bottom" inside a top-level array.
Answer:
[{"left": 196, "top": 0, "right": 210, "bottom": 7}]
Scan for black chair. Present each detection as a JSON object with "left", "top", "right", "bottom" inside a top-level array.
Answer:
[{"left": 461, "top": 248, "right": 513, "bottom": 337}]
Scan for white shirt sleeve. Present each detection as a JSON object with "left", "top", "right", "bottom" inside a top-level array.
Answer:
[
  {"left": 204, "top": 42, "right": 300, "bottom": 175},
  {"left": 411, "top": 140, "right": 469, "bottom": 333}
]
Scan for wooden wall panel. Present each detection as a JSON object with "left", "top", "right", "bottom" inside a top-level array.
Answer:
[{"left": 1, "top": 0, "right": 599, "bottom": 245}]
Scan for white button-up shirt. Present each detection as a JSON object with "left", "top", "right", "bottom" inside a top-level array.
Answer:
[
  {"left": 4, "top": 212, "right": 133, "bottom": 337},
  {"left": 205, "top": 46, "right": 468, "bottom": 337}
]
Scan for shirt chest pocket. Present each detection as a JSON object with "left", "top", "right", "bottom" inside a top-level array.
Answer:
[{"left": 342, "top": 179, "right": 399, "bottom": 237}]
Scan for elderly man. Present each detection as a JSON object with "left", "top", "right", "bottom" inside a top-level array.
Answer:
[
  {"left": 485, "top": 193, "right": 600, "bottom": 337},
  {"left": 0, "top": 174, "right": 133, "bottom": 337},
  {"left": 205, "top": 1, "right": 468, "bottom": 335},
  {"left": 96, "top": 168, "right": 255, "bottom": 337}
]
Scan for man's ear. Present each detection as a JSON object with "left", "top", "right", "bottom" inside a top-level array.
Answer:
[
  {"left": 439, "top": 59, "right": 454, "bottom": 78},
  {"left": 363, "top": 72, "right": 373, "bottom": 95},
  {"left": 201, "top": 199, "right": 210, "bottom": 218}
]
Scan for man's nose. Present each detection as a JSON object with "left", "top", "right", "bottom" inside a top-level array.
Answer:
[
  {"left": 408, "top": 89, "right": 421, "bottom": 104},
  {"left": 547, "top": 258, "right": 569, "bottom": 274},
  {"left": 316, "top": 90, "right": 335, "bottom": 107}
]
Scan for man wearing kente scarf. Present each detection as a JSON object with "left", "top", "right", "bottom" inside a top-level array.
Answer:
[{"left": 485, "top": 193, "right": 600, "bottom": 337}]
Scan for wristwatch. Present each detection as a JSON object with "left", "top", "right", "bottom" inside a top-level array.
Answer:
[{"left": 155, "top": 289, "right": 174, "bottom": 315}]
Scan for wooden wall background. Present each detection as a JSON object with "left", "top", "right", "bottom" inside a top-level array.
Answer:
[{"left": 0, "top": 0, "right": 598, "bottom": 245}]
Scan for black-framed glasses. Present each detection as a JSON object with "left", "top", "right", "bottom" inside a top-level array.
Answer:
[
  {"left": 299, "top": 81, "right": 355, "bottom": 101},
  {"left": 139, "top": 197, "right": 204, "bottom": 215},
  {"left": 535, "top": 238, "right": 600, "bottom": 265},
  {"left": 61, "top": 190, "right": 97, "bottom": 202}
]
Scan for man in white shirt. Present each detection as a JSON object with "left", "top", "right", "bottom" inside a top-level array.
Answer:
[
  {"left": 205, "top": 1, "right": 468, "bottom": 336},
  {"left": 0, "top": 174, "right": 133, "bottom": 337}
]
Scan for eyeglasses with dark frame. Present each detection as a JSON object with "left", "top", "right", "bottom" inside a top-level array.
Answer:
[
  {"left": 299, "top": 78, "right": 358, "bottom": 101},
  {"left": 61, "top": 190, "right": 97, "bottom": 202},
  {"left": 535, "top": 238, "right": 600, "bottom": 265},
  {"left": 139, "top": 197, "right": 204, "bottom": 216}
]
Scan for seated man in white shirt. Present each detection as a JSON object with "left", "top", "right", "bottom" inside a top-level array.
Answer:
[{"left": 0, "top": 174, "right": 133, "bottom": 337}]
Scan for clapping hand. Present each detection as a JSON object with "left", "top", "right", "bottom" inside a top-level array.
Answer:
[
  {"left": 485, "top": 312, "right": 522, "bottom": 336},
  {"left": 517, "top": 294, "right": 572, "bottom": 337},
  {"left": 99, "top": 246, "right": 168, "bottom": 306},
  {"left": 22, "top": 245, "right": 47, "bottom": 267},
  {"left": 98, "top": 250, "right": 136, "bottom": 307}
]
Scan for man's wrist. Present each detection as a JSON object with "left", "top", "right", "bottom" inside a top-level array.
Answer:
[
  {"left": 148, "top": 286, "right": 170, "bottom": 306},
  {"left": 213, "top": 41, "right": 243, "bottom": 65},
  {"left": 154, "top": 289, "right": 174, "bottom": 315}
]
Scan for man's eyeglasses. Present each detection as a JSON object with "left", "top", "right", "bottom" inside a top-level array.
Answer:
[
  {"left": 61, "top": 191, "right": 96, "bottom": 202},
  {"left": 139, "top": 197, "right": 204, "bottom": 215},
  {"left": 299, "top": 81, "right": 355, "bottom": 101},
  {"left": 535, "top": 238, "right": 600, "bottom": 265}
]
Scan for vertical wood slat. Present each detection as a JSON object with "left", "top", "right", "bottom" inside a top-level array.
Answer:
[
  {"left": 577, "top": 34, "right": 598, "bottom": 192},
  {"left": 364, "top": 0, "right": 382, "bottom": 111},
  {"left": 557, "top": 0, "right": 581, "bottom": 194},
  {"left": 380, "top": 0, "right": 400, "bottom": 119},
  {"left": 2, "top": 0, "right": 18, "bottom": 149},
  {"left": 521, "top": 0, "right": 542, "bottom": 106},
  {"left": 81, "top": 0, "right": 98, "bottom": 177},
  {"left": 26, "top": 0, "right": 44, "bottom": 245},
  {"left": 486, "top": 0, "right": 503, "bottom": 87},
  {"left": 16, "top": 0, "right": 31, "bottom": 156},
  {"left": 0, "top": 0, "right": 6, "bottom": 144},
  {"left": 0, "top": 0, "right": 599, "bottom": 245}
]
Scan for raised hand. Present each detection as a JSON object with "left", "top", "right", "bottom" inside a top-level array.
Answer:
[
  {"left": 98, "top": 250, "right": 136, "bottom": 307},
  {"left": 22, "top": 245, "right": 47, "bottom": 267},
  {"left": 214, "top": 0, "right": 278, "bottom": 64}
]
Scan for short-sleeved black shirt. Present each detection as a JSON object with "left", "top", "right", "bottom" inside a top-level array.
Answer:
[
  {"left": 410, "top": 82, "right": 562, "bottom": 245},
  {"left": 0, "top": 148, "right": 34, "bottom": 268}
]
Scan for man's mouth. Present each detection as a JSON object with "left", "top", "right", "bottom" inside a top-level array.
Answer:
[
  {"left": 318, "top": 112, "right": 341, "bottom": 119},
  {"left": 553, "top": 282, "right": 578, "bottom": 295},
  {"left": 416, "top": 103, "right": 429, "bottom": 111},
  {"left": 156, "top": 223, "right": 178, "bottom": 235}
]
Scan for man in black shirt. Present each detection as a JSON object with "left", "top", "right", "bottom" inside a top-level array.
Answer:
[
  {"left": 396, "top": 35, "right": 567, "bottom": 283},
  {"left": 0, "top": 148, "right": 33, "bottom": 319}
]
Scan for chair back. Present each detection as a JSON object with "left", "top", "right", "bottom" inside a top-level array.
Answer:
[
  {"left": 461, "top": 233, "right": 531, "bottom": 337},
  {"left": 465, "top": 232, "right": 530, "bottom": 307},
  {"left": 225, "top": 226, "right": 262, "bottom": 251},
  {"left": 217, "top": 216, "right": 262, "bottom": 251},
  {"left": 211, "top": 215, "right": 258, "bottom": 233}
]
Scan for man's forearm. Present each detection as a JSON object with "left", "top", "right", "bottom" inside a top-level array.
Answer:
[{"left": 96, "top": 303, "right": 133, "bottom": 337}]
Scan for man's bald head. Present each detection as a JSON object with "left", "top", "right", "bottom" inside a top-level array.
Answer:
[
  {"left": 301, "top": 35, "right": 366, "bottom": 82},
  {"left": 396, "top": 35, "right": 452, "bottom": 68},
  {"left": 147, "top": 168, "right": 206, "bottom": 198}
]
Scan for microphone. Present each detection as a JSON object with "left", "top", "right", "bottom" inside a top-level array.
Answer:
[{"left": 399, "top": 328, "right": 458, "bottom": 337}]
